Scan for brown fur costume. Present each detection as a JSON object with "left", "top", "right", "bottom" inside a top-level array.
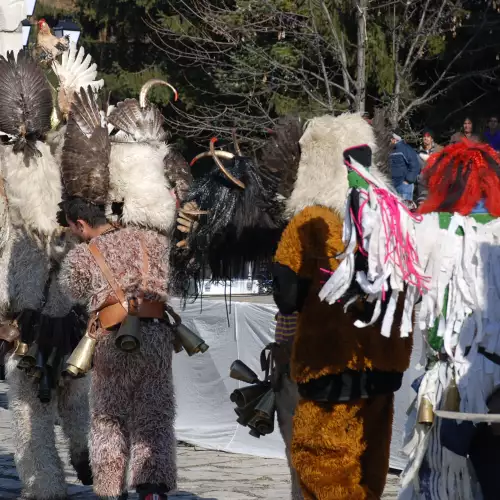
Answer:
[
  {"left": 273, "top": 114, "right": 412, "bottom": 499},
  {"left": 59, "top": 227, "right": 176, "bottom": 497}
]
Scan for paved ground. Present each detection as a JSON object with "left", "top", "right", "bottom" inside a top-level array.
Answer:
[{"left": 0, "top": 381, "right": 399, "bottom": 499}]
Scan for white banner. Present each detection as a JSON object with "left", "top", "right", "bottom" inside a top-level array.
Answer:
[{"left": 172, "top": 296, "right": 424, "bottom": 470}]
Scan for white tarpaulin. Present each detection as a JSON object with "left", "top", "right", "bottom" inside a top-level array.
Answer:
[{"left": 171, "top": 296, "right": 423, "bottom": 471}]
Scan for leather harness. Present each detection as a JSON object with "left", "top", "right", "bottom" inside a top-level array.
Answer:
[{"left": 88, "top": 238, "right": 164, "bottom": 331}]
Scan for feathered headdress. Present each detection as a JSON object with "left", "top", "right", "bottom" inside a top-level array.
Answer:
[
  {"left": 61, "top": 87, "right": 111, "bottom": 204},
  {"left": 182, "top": 136, "right": 284, "bottom": 283},
  {"left": 260, "top": 116, "right": 303, "bottom": 200},
  {"left": 107, "top": 79, "right": 178, "bottom": 143},
  {"left": 0, "top": 51, "right": 52, "bottom": 158},
  {"left": 106, "top": 79, "right": 179, "bottom": 232},
  {"left": 371, "top": 108, "right": 392, "bottom": 176},
  {"left": 51, "top": 43, "right": 105, "bottom": 121},
  {"left": 418, "top": 139, "right": 500, "bottom": 216}
]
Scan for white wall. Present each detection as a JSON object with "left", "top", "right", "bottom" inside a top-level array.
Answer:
[{"left": 0, "top": 0, "right": 29, "bottom": 57}]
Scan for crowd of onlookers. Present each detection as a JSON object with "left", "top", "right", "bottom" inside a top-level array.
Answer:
[{"left": 389, "top": 116, "right": 500, "bottom": 207}]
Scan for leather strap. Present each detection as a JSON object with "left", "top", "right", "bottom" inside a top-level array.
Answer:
[
  {"left": 88, "top": 242, "right": 127, "bottom": 310},
  {"left": 89, "top": 236, "right": 160, "bottom": 328},
  {"left": 99, "top": 300, "right": 165, "bottom": 330}
]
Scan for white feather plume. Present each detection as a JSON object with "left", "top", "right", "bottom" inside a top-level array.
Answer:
[{"left": 52, "top": 43, "right": 104, "bottom": 115}]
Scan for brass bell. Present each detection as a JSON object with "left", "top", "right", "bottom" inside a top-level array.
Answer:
[
  {"left": 254, "top": 388, "right": 276, "bottom": 419},
  {"left": 46, "top": 347, "right": 58, "bottom": 368},
  {"left": 17, "top": 341, "right": 38, "bottom": 370},
  {"left": 30, "top": 349, "right": 45, "bottom": 380},
  {"left": 247, "top": 389, "right": 276, "bottom": 437},
  {"left": 65, "top": 331, "right": 96, "bottom": 377},
  {"left": 234, "top": 394, "right": 265, "bottom": 427},
  {"left": 230, "top": 383, "right": 270, "bottom": 408},
  {"left": 173, "top": 335, "right": 184, "bottom": 353},
  {"left": 229, "top": 360, "right": 259, "bottom": 384},
  {"left": 443, "top": 378, "right": 460, "bottom": 412},
  {"left": 174, "top": 324, "right": 209, "bottom": 356},
  {"left": 248, "top": 407, "right": 275, "bottom": 437},
  {"left": 13, "top": 341, "right": 29, "bottom": 357},
  {"left": 115, "top": 313, "right": 141, "bottom": 353},
  {"left": 417, "top": 396, "right": 434, "bottom": 425}
]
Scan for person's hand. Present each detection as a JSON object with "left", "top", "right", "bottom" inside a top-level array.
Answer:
[{"left": 403, "top": 181, "right": 409, "bottom": 185}]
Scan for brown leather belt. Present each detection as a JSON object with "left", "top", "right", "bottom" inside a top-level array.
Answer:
[{"left": 98, "top": 300, "right": 165, "bottom": 330}]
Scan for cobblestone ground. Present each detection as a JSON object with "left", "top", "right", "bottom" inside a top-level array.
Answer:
[{"left": 0, "top": 382, "right": 399, "bottom": 499}]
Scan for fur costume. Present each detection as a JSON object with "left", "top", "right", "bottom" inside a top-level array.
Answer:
[
  {"left": 273, "top": 113, "right": 412, "bottom": 499},
  {"left": 59, "top": 228, "right": 176, "bottom": 497},
  {"left": 0, "top": 48, "right": 102, "bottom": 499},
  {"left": 58, "top": 81, "right": 180, "bottom": 499},
  {"left": 179, "top": 136, "right": 283, "bottom": 290},
  {"left": 398, "top": 142, "right": 500, "bottom": 500}
]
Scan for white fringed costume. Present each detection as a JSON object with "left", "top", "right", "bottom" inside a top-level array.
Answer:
[
  {"left": 318, "top": 140, "right": 500, "bottom": 500},
  {"left": 0, "top": 46, "right": 103, "bottom": 499}
]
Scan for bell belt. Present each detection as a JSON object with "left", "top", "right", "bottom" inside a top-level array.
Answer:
[{"left": 97, "top": 300, "right": 165, "bottom": 330}]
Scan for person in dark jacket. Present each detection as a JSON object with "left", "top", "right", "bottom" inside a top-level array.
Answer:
[
  {"left": 416, "top": 128, "right": 443, "bottom": 206},
  {"left": 389, "top": 130, "right": 421, "bottom": 200}
]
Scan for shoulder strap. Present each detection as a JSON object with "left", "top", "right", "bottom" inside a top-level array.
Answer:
[
  {"left": 88, "top": 242, "right": 127, "bottom": 309},
  {"left": 139, "top": 236, "right": 149, "bottom": 292}
]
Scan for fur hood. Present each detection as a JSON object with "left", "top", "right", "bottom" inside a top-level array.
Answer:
[
  {"left": 286, "top": 113, "right": 388, "bottom": 217},
  {"left": 108, "top": 141, "right": 176, "bottom": 233}
]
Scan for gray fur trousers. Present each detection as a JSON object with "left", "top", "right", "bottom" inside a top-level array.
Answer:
[
  {"left": 6, "top": 354, "right": 90, "bottom": 500},
  {"left": 276, "top": 374, "right": 303, "bottom": 500},
  {"left": 90, "top": 324, "right": 177, "bottom": 497}
]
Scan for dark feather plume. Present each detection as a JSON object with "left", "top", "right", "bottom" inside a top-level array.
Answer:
[
  {"left": 0, "top": 51, "right": 52, "bottom": 158},
  {"left": 171, "top": 153, "right": 284, "bottom": 296},
  {"left": 164, "top": 147, "right": 193, "bottom": 203},
  {"left": 372, "top": 108, "right": 392, "bottom": 175},
  {"left": 61, "top": 87, "right": 110, "bottom": 203},
  {"left": 108, "top": 99, "right": 166, "bottom": 142},
  {"left": 260, "top": 116, "right": 303, "bottom": 198}
]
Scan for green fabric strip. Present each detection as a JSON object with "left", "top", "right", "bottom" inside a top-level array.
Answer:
[{"left": 348, "top": 170, "right": 369, "bottom": 189}]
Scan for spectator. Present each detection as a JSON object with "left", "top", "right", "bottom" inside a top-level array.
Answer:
[
  {"left": 450, "top": 117, "right": 480, "bottom": 143},
  {"left": 416, "top": 128, "right": 442, "bottom": 206},
  {"left": 484, "top": 116, "right": 500, "bottom": 151},
  {"left": 389, "top": 129, "right": 421, "bottom": 201}
]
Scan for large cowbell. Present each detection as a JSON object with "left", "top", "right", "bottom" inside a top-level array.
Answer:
[
  {"left": 64, "top": 331, "right": 96, "bottom": 378},
  {"left": 115, "top": 298, "right": 142, "bottom": 353},
  {"left": 164, "top": 304, "right": 209, "bottom": 356},
  {"left": 229, "top": 359, "right": 276, "bottom": 438}
]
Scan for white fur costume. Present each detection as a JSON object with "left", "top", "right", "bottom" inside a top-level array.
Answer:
[{"left": 0, "top": 46, "right": 103, "bottom": 499}]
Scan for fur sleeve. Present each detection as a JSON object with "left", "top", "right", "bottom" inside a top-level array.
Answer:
[
  {"left": 58, "top": 243, "right": 97, "bottom": 305},
  {"left": 274, "top": 205, "right": 345, "bottom": 277}
]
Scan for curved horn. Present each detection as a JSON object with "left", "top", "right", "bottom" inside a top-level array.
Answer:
[
  {"left": 190, "top": 150, "right": 234, "bottom": 167},
  {"left": 231, "top": 129, "right": 242, "bottom": 156},
  {"left": 210, "top": 138, "right": 245, "bottom": 189},
  {"left": 139, "top": 79, "right": 179, "bottom": 108}
]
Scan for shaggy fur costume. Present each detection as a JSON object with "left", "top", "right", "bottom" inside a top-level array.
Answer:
[
  {"left": 292, "top": 396, "right": 394, "bottom": 500},
  {"left": 274, "top": 114, "right": 412, "bottom": 499},
  {"left": 6, "top": 355, "right": 90, "bottom": 499},
  {"left": 0, "top": 141, "right": 91, "bottom": 499},
  {"left": 59, "top": 226, "right": 177, "bottom": 497}
]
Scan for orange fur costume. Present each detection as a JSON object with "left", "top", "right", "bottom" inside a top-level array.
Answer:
[{"left": 273, "top": 114, "right": 412, "bottom": 499}]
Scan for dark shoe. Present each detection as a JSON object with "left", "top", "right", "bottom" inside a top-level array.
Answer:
[
  {"left": 136, "top": 483, "right": 168, "bottom": 500},
  {"left": 70, "top": 450, "right": 93, "bottom": 486}
]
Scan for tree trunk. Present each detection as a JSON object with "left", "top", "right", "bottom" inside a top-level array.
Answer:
[
  {"left": 354, "top": 0, "right": 367, "bottom": 113},
  {"left": 389, "top": 3, "right": 399, "bottom": 127}
]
